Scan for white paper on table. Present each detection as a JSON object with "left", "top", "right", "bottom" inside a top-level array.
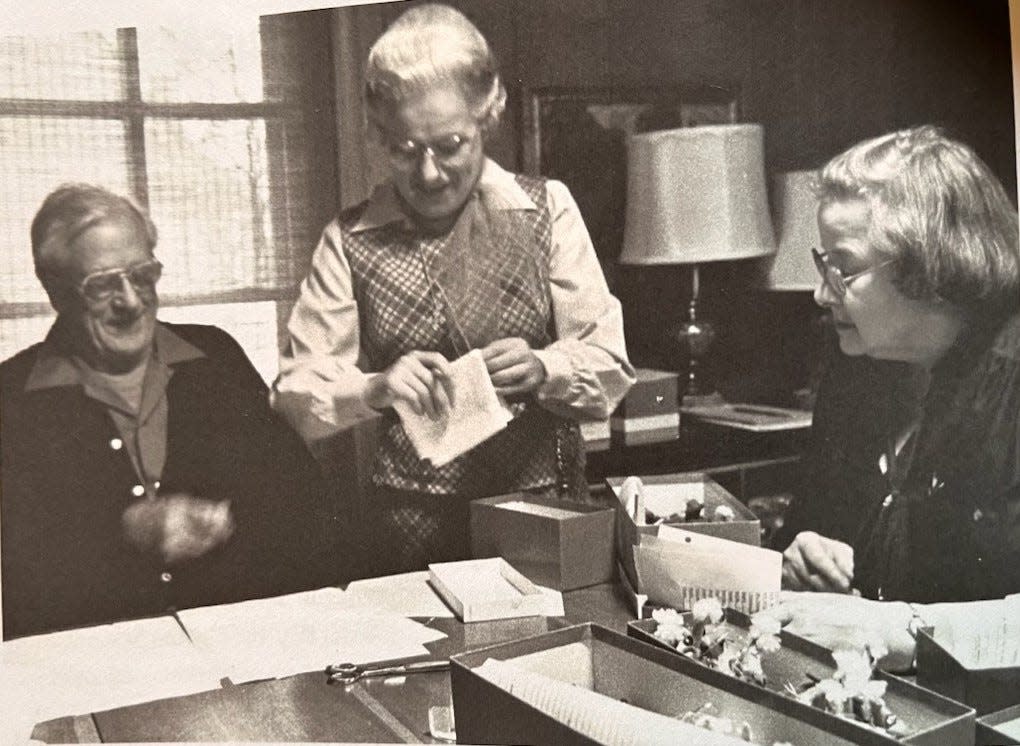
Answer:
[
  {"left": 393, "top": 349, "right": 512, "bottom": 467},
  {"left": 176, "top": 587, "right": 446, "bottom": 684},
  {"left": 635, "top": 527, "right": 781, "bottom": 613},
  {"left": 0, "top": 615, "right": 222, "bottom": 743},
  {"left": 474, "top": 658, "right": 745, "bottom": 746},
  {"left": 343, "top": 570, "right": 456, "bottom": 618},
  {"left": 539, "top": 587, "right": 566, "bottom": 618}
]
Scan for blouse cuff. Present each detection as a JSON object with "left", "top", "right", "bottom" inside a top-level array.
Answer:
[
  {"left": 272, "top": 367, "right": 378, "bottom": 442},
  {"left": 533, "top": 347, "right": 615, "bottom": 420},
  {"left": 533, "top": 347, "right": 573, "bottom": 393}
]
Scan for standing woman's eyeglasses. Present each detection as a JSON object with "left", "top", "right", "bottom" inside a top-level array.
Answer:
[
  {"left": 384, "top": 132, "right": 474, "bottom": 169},
  {"left": 811, "top": 248, "right": 894, "bottom": 297}
]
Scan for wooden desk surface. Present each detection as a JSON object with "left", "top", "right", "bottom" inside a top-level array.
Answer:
[{"left": 32, "top": 583, "right": 633, "bottom": 743}]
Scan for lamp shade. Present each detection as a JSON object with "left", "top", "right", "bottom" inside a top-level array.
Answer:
[
  {"left": 619, "top": 124, "right": 775, "bottom": 265},
  {"left": 767, "top": 170, "right": 822, "bottom": 290}
]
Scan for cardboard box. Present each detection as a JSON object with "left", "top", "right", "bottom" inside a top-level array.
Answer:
[
  {"left": 451, "top": 623, "right": 964, "bottom": 746},
  {"left": 629, "top": 613, "right": 975, "bottom": 746},
  {"left": 607, "top": 472, "right": 761, "bottom": 591},
  {"left": 976, "top": 703, "right": 1020, "bottom": 745},
  {"left": 427, "top": 558, "right": 547, "bottom": 623},
  {"left": 470, "top": 493, "right": 615, "bottom": 591},
  {"left": 610, "top": 369, "right": 680, "bottom": 445},
  {"left": 916, "top": 629, "right": 1020, "bottom": 715},
  {"left": 579, "top": 419, "right": 611, "bottom": 452}
]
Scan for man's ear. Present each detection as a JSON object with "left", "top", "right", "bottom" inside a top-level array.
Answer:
[{"left": 38, "top": 273, "right": 74, "bottom": 314}]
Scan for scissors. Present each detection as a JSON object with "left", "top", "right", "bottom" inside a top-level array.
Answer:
[{"left": 325, "top": 659, "right": 450, "bottom": 685}]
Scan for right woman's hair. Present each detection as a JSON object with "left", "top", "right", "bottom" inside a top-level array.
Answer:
[
  {"left": 817, "top": 125, "right": 1019, "bottom": 321},
  {"left": 364, "top": 3, "right": 506, "bottom": 132}
]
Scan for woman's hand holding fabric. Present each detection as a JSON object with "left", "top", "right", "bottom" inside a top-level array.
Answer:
[
  {"left": 782, "top": 530, "right": 855, "bottom": 593},
  {"left": 481, "top": 337, "right": 547, "bottom": 397},
  {"left": 758, "top": 591, "right": 916, "bottom": 672},
  {"left": 365, "top": 350, "right": 453, "bottom": 418}
]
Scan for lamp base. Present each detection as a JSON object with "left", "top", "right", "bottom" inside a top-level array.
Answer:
[{"left": 674, "top": 298, "right": 718, "bottom": 410}]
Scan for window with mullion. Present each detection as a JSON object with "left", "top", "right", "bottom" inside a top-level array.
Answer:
[{"left": 0, "top": 12, "right": 336, "bottom": 368}]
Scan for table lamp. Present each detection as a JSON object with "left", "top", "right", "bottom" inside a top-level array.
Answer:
[
  {"left": 619, "top": 124, "right": 775, "bottom": 406},
  {"left": 767, "top": 170, "right": 822, "bottom": 291}
]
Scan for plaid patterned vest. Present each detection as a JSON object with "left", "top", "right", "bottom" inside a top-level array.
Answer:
[{"left": 340, "top": 175, "right": 584, "bottom": 497}]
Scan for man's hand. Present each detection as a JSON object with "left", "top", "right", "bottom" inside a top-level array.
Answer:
[
  {"left": 364, "top": 350, "right": 452, "bottom": 418},
  {"left": 480, "top": 337, "right": 546, "bottom": 397},
  {"left": 122, "top": 494, "right": 235, "bottom": 565},
  {"left": 782, "top": 531, "right": 855, "bottom": 593}
]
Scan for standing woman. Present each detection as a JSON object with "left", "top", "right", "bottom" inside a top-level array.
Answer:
[
  {"left": 273, "top": 4, "right": 633, "bottom": 575},
  {"left": 781, "top": 125, "right": 1020, "bottom": 604}
]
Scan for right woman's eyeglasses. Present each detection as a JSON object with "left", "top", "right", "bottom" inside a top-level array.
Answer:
[{"left": 811, "top": 248, "right": 893, "bottom": 297}]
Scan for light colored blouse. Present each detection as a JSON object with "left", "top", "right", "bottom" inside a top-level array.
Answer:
[{"left": 272, "top": 159, "right": 635, "bottom": 442}]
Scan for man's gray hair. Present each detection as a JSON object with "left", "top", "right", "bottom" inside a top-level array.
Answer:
[{"left": 31, "top": 183, "right": 157, "bottom": 280}]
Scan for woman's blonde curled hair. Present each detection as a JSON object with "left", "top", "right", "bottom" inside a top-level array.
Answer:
[{"left": 364, "top": 3, "right": 506, "bottom": 133}]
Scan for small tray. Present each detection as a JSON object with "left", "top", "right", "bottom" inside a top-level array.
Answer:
[{"left": 427, "top": 558, "right": 547, "bottom": 623}]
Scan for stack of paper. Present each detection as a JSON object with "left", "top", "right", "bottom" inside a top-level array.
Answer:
[
  {"left": 635, "top": 526, "right": 781, "bottom": 613},
  {"left": 684, "top": 403, "right": 812, "bottom": 432},
  {"left": 175, "top": 587, "right": 448, "bottom": 683},
  {"left": 393, "top": 349, "right": 512, "bottom": 466},
  {"left": 0, "top": 616, "right": 221, "bottom": 744}
]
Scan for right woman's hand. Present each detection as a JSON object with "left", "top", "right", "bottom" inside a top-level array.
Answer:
[
  {"left": 364, "top": 350, "right": 453, "bottom": 418},
  {"left": 756, "top": 592, "right": 916, "bottom": 671},
  {"left": 781, "top": 531, "right": 855, "bottom": 593}
]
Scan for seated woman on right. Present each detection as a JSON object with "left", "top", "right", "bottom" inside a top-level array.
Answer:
[{"left": 781, "top": 125, "right": 1019, "bottom": 604}]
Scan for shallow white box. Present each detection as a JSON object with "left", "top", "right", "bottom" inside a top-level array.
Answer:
[{"left": 427, "top": 558, "right": 548, "bottom": 623}]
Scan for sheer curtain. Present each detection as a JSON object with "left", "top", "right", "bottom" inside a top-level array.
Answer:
[{"left": 0, "top": 12, "right": 337, "bottom": 379}]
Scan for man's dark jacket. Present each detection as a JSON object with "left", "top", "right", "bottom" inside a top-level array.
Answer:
[{"left": 1, "top": 322, "right": 338, "bottom": 639}]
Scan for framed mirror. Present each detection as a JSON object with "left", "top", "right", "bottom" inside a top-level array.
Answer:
[{"left": 521, "top": 85, "right": 740, "bottom": 285}]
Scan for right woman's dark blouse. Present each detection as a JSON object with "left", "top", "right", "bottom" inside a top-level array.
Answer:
[{"left": 854, "top": 311, "right": 1020, "bottom": 602}]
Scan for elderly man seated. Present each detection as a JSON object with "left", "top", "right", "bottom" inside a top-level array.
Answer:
[{"left": 1, "top": 184, "right": 337, "bottom": 639}]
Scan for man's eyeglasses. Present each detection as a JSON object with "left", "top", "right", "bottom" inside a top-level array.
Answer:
[
  {"left": 77, "top": 258, "right": 163, "bottom": 303},
  {"left": 384, "top": 132, "right": 474, "bottom": 168},
  {"left": 811, "top": 248, "right": 893, "bottom": 297}
]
